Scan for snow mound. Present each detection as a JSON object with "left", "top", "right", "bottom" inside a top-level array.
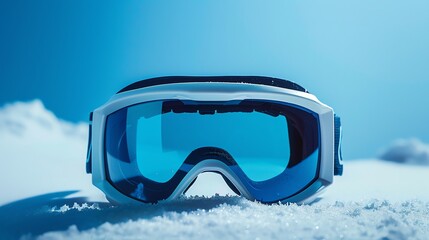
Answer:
[
  {"left": 0, "top": 99, "right": 87, "bottom": 140},
  {"left": 0, "top": 100, "right": 96, "bottom": 205},
  {"left": 36, "top": 198, "right": 429, "bottom": 240},
  {"left": 379, "top": 138, "right": 429, "bottom": 165}
]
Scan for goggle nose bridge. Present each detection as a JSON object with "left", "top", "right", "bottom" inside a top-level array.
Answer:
[
  {"left": 167, "top": 147, "right": 253, "bottom": 201},
  {"left": 182, "top": 147, "right": 242, "bottom": 195}
]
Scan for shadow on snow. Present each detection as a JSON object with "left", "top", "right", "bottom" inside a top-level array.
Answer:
[{"left": 0, "top": 191, "right": 244, "bottom": 239}]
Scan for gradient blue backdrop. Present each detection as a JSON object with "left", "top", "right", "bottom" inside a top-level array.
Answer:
[{"left": 1, "top": 0, "right": 428, "bottom": 159}]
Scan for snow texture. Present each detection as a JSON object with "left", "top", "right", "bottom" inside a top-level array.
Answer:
[
  {"left": 0, "top": 100, "right": 97, "bottom": 206},
  {"left": 1, "top": 100, "right": 429, "bottom": 240},
  {"left": 35, "top": 198, "right": 429, "bottom": 240},
  {"left": 379, "top": 138, "right": 429, "bottom": 165}
]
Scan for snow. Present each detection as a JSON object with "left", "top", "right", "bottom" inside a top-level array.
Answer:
[
  {"left": 35, "top": 199, "right": 429, "bottom": 240},
  {"left": 1, "top": 100, "right": 429, "bottom": 239},
  {"left": 0, "top": 100, "right": 99, "bottom": 206},
  {"left": 379, "top": 138, "right": 429, "bottom": 166},
  {"left": 323, "top": 159, "right": 429, "bottom": 202}
]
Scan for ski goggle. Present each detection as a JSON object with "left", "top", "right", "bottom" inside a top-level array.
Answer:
[{"left": 86, "top": 76, "right": 343, "bottom": 204}]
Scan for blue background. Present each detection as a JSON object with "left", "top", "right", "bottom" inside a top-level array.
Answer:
[{"left": 1, "top": 0, "right": 428, "bottom": 159}]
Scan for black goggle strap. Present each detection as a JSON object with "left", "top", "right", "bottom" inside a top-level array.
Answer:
[
  {"left": 334, "top": 114, "right": 343, "bottom": 176},
  {"left": 86, "top": 112, "right": 93, "bottom": 174}
]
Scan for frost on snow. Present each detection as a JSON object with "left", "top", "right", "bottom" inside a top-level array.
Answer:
[
  {"left": 36, "top": 198, "right": 429, "bottom": 240},
  {"left": 50, "top": 203, "right": 101, "bottom": 213}
]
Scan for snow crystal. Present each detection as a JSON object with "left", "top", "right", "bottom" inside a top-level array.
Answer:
[
  {"left": 50, "top": 203, "right": 101, "bottom": 213},
  {"left": 36, "top": 198, "right": 429, "bottom": 240}
]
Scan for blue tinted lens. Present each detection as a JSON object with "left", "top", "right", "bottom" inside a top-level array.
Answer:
[
  {"left": 132, "top": 101, "right": 290, "bottom": 182},
  {"left": 105, "top": 100, "right": 320, "bottom": 203}
]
